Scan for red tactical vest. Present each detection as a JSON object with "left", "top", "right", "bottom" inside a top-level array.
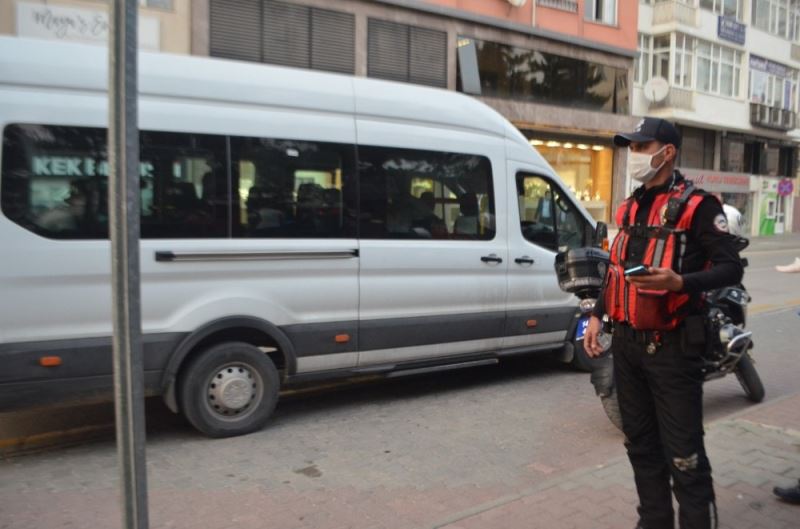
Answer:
[{"left": 604, "top": 181, "right": 706, "bottom": 331}]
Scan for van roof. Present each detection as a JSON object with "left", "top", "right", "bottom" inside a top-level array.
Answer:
[{"left": 0, "top": 37, "right": 526, "bottom": 144}]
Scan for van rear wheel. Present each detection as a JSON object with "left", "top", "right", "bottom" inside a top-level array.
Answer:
[{"left": 178, "top": 342, "right": 279, "bottom": 438}]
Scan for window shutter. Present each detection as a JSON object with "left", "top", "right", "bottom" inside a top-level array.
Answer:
[
  {"left": 368, "top": 19, "right": 410, "bottom": 83},
  {"left": 409, "top": 26, "right": 447, "bottom": 87},
  {"left": 311, "top": 9, "right": 355, "bottom": 74},
  {"left": 263, "top": 1, "right": 311, "bottom": 69},
  {"left": 210, "top": 0, "right": 262, "bottom": 62}
]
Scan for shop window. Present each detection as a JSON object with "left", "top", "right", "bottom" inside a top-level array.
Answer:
[
  {"left": 231, "top": 137, "right": 357, "bottom": 238},
  {"left": 527, "top": 139, "right": 613, "bottom": 223},
  {"left": 678, "top": 127, "right": 715, "bottom": 170},
  {"left": 722, "top": 137, "right": 746, "bottom": 173},
  {"left": 358, "top": 146, "right": 494, "bottom": 240},
  {"left": 456, "top": 37, "right": 629, "bottom": 115}
]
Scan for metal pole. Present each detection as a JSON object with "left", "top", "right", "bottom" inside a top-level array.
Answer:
[{"left": 108, "top": 1, "right": 149, "bottom": 528}]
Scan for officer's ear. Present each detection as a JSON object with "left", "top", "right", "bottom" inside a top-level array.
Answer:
[{"left": 663, "top": 144, "right": 678, "bottom": 164}]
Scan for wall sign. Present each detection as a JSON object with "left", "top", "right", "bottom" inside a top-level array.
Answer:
[
  {"left": 16, "top": 1, "right": 160, "bottom": 50},
  {"left": 718, "top": 16, "right": 746, "bottom": 46}
]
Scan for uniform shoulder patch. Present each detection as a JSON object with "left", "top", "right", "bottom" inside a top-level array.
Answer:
[{"left": 713, "top": 213, "right": 729, "bottom": 233}]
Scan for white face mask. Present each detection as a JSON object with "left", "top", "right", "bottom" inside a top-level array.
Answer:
[{"left": 627, "top": 146, "right": 667, "bottom": 184}]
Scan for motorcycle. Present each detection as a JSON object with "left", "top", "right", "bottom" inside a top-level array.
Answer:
[{"left": 555, "top": 237, "right": 764, "bottom": 431}]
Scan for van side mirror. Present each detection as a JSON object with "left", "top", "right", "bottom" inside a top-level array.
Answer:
[{"left": 594, "top": 222, "right": 608, "bottom": 248}]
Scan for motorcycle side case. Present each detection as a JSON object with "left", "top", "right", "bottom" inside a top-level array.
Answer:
[{"left": 554, "top": 247, "right": 610, "bottom": 298}]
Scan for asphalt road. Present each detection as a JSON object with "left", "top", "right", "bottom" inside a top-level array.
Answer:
[{"left": 1, "top": 236, "right": 798, "bottom": 456}]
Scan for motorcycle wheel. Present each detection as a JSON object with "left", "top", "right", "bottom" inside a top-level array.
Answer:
[
  {"left": 600, "top": 393, "right": 623, "bottom": 432},
  {"left": 734, "top": 353, "right": 765, "bottom": 403}
]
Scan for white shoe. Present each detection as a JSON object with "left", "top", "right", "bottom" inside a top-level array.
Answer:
[{"left": 776, "top": 257, "right": 800, "bottom": 273}]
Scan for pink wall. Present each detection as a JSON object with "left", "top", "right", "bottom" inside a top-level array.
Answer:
[{"left": 424, "top": 0, "right": 637, "bottom": 52}]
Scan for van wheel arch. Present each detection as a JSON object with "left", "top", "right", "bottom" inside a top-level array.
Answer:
[{"left": 161, "top": 317, "right": 296, "bottom": 413}]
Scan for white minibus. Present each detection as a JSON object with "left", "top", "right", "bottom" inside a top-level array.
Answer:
[{"left": 0, "top": 37, "right": 603, "bottom": 437}]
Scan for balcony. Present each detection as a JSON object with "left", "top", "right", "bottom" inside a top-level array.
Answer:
[
  {"left": 750, "top": 103, "right": 797, "bottom": 131},
  {"left": 536, "top": 0, "right": 578, "bottom": 11},
  {"left": 650, "top": 86, "right": 695, "bottom": 111},
  {"left": 652, "top": 0, "right": 699, "bottom": 26}
]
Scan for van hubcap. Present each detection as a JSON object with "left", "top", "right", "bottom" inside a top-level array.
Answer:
[{"left": 207, "top": 364, "right": 260, "bottom": 417}]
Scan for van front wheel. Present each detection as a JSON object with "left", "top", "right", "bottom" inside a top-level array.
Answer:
[{"left": 178, "top": 342, "right": 279, "bottom": 438}]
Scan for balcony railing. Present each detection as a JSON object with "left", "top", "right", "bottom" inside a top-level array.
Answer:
[
  {"left": 537, "top": 0, "right": 579, "bottom": 11},
  {"left": 650, "top": 86, "right": 694, "bottom": 111},
  {"left": 653, "top": 0, "right": 698, "bottom": 26},
  {"left": 750, "top": 103, "right": 797, "bottom": 131}
]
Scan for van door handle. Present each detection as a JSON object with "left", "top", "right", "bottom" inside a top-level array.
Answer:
[
  {"left": 515, "top": 256, "right": 535, "bottom": 265},
  {"left": 481, "top": 254, "right": 503, "bottom": 264}
]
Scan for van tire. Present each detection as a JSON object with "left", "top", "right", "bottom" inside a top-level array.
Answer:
[{"left": 178, "top": 342, "right": 279, "bottom": 438}]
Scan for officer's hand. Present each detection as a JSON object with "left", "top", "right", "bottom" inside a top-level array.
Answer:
[
  {"left": 584, "top": 315, "right": 604, "bottom": 357},
  {"left": 627, "top": 266, "right": 684, "bottom": 292}
]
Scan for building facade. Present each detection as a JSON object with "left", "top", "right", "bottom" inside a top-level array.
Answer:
[
  {"left": 1, "top": 0, "right": 640, "bottom": 223},
  {"left": 634, "top": 0, "right": 800, "bottom": 235}
]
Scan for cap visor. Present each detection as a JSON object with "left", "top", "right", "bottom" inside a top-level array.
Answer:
[{"left": 613, "top": 132, "right": 655, "bottom": 147}]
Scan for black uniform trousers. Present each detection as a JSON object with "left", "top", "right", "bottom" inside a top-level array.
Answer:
[{"left": 612, "top": 322, "right": 717, "bottom": 529}]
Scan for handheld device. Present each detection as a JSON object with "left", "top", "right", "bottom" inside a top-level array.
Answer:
[{"left": 624, "top": 265, "right": 650, "bottom": 277}]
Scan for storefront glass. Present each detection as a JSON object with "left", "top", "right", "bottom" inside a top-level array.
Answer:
[{"left": 527, "top": 138, "right": 614, "bottom": 223}]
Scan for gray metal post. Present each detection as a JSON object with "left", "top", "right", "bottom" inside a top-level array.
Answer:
[{"left": 108, "top": 1, "right": 149, "bottom": 528}]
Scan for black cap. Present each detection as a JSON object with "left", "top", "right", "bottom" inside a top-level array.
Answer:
[{"left": 613, "top": 117, "right": 682, "bottom": 149}]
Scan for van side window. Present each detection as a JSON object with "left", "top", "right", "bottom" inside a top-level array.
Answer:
[
  {"left": 358, "top": 146, "right": 494, "bottom": 240},
  {"left": 231, "top": 137, "right": 357, "bottom": 238},
  {"left": 1, "top": 124, "right": 109, "bottom": 239},
  {"left": 0, "top": 124, "right": 228, "bottom": 239},
  {"left": 140, "top": 131, "right": 228, "bottom": 238},
  {"left": 517, "top": 173, "right": 586, "bottom": 251}
]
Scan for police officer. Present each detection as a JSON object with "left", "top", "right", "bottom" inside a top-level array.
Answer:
[{"left": 584, "top": 118, "right": 743, "bottom": 529}]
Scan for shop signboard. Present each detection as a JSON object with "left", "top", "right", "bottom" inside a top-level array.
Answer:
[
  {"left": 680, "top": 168, "right": 752, "bottom": 194},
  {"left": 16, "top": 1, "right": 161, "bottom": 50}
]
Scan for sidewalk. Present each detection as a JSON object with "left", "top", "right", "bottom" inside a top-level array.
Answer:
[
  {"left": 745, "top": 232, "right": 800, "bottom": 253},
  {"left": 431, "top": 393, "right": 800, "bottom": 529}
]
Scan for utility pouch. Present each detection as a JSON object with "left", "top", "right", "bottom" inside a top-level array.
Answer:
[
  {"left": 683, "top": 314, "right": 707, "bottom": 346},
  {"left": 630, "top": 288, "right": 672, "bottom": 330}
]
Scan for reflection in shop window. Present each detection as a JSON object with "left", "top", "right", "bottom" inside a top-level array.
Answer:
[{"left": 527, "top": 138, "right": 613, "bottom": 223}]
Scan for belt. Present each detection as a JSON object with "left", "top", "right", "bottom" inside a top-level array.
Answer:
[{"left": 612, "top": 321, "right": 684, "bottom": 345}]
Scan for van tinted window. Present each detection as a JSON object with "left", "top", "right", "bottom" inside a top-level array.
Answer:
[
  {"left": 140, "top": 131, "right": 228, "bottom": 238},
  {"left": 231, "top": 137, "right": 357, "bottom": 238},
  {"left": 0, "top": 124, "right": 227, "bottom": 239},
  {"left": 358, "top": 146, "right": 494, "bottom": 240}
]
